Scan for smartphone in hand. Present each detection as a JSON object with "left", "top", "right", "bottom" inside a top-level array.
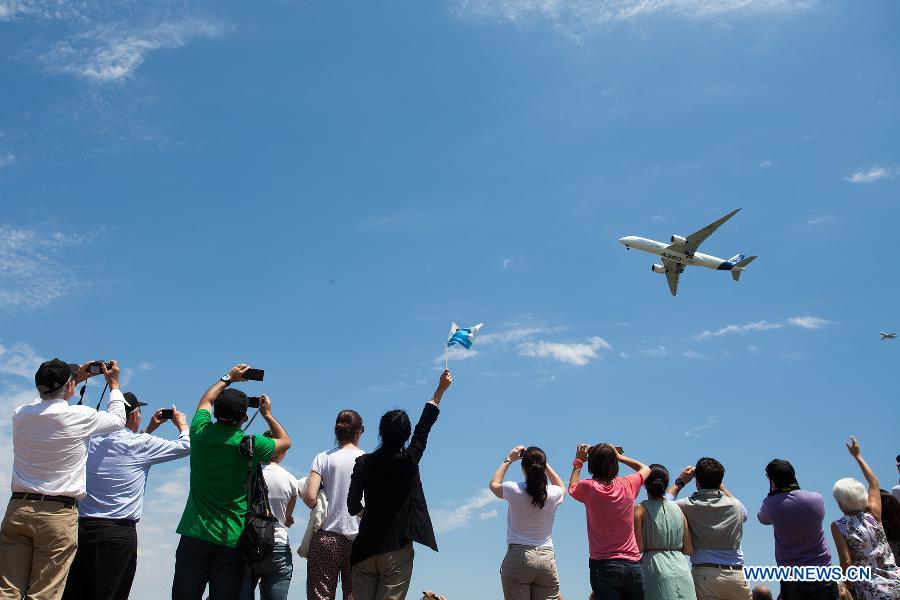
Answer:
[{"left": 243, "top": 368, "right": 265, "bottom": 381}]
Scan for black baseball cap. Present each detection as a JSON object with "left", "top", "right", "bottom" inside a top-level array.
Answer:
[
  {"left": 35, "top": 358, "right": 80, "bottom": 394},
  {"left": 213, "top": 388, "right": 249, "bottom": 422},
  {"left": 766, "top": 459, "right": 798, "bottom": 488},
  {"left": 123, "top": 392, "right": 148, "bottom": 414}
]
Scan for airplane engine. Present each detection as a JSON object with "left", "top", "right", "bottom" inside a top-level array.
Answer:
[
  {"left": 670, "top": 235, "right": 687, "bottom": 244},
  {"left": 651, "top": 264, "right": 666, "bottom": 273}
]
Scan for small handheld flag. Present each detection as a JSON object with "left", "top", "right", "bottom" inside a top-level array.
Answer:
[{"left": 445, "top": 322, "right": 483, "bottom": 369}]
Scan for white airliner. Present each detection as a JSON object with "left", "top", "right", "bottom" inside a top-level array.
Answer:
[
  {"left": 619, "top": 208, "right": 757, "bottom": 296},
  {"left": 880, "top": 332, "right": 896, "bottom": 340}
]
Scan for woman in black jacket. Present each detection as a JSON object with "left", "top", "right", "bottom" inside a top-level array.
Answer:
[{"left": 347, "top": 369, "right": 453, "bottom": 600}]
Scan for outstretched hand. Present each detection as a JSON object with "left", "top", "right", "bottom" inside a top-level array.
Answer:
[{"left": 846, "top": 435, "right": 861, "bottom": 458}]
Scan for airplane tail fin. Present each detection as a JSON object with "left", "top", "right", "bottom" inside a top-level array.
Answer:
[{"left": 731, "top": 255, "right": 757, "bottom": 281}]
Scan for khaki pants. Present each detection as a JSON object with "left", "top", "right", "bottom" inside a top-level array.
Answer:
[
  {"left": 351, "top": 544, "right": 414, "bottom": 600},
  {"left": 692, "top": 566, "right": 752, "bottom": 600},
  {"left": 500, "top": 544, "right": 561, "bottom": 600},
  {"left": 0, "top": 499, "right": 79, "bottom": 600}
]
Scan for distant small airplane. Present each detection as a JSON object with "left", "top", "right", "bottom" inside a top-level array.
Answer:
[
  {"left": 879, "top": 332, "right": 896, "bottom": 340},
  {"left": 619, "top": 208, "right": 757, "bottom": 296}
]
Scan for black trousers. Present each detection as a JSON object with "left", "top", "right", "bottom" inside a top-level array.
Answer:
[
  {"left": 171, "top": 535, "right": 248, "bottom": 600},
  {"left": 780, "top": 580, "right": 840, "bottom": 600},
  {"left": 62, "top": 519, "right": 138, "bottom": 600}
]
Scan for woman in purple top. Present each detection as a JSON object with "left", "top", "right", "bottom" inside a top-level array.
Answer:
[{"left": 830, "top": 436, "right": 900, "bottom": 600}]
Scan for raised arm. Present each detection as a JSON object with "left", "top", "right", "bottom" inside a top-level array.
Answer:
[
  {"left": 259, "top": 395, "right": 291, "bottom": 456},
  {"left": 569, "top": 444, "right": 590, "bottom": 494},
  {"left": 85, "top": 361, "right": 126, "bottom": 435},
  {"left": 139, "top": 407, "right": 191, "bottom": 465},
  {"left": 617, "top": 450, "right": 651, "bottom": 481},
  {"left": 197, "top": 364, "right": 249, "bottom": 413},
  {"left": 490, "top": 446, "right": 525, "bottom": 499},
  {"left": 846, "top": 436, "right": 882, "bottom": 521},
  {"left": 667, "top": 466, "right": 695, "bottom": 499},
  {"left": 546, "top": 463, "right": 565, "bottom": 492},
  {"left": 407, "top": 370, "right": 451, "bottom": 465}
]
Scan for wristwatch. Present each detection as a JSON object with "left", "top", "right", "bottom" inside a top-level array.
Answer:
[
  {"left": 220, "top": 374, "right": 232, "bottom": 385},
  {"left": 675, "top": 478, "right": 686, "bottom": 487}
]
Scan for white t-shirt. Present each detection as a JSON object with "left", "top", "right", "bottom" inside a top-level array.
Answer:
[
  {"left": 311, "top": 446, "right": 365, "bottom": 539},
  {"left": 502, "top": 481, "right": 564, "bottom": 548},
  {"left": 262, "top": 463, "right": 300, "bottom": 546}
]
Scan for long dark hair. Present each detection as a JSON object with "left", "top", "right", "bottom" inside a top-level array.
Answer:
[
  {"left": 880, "top": 489, "right": 900, "bottom": 547},
  {"left": 645, "top": 464, "right": 669, "bottom": 499},
  {"left": 335, "top": 409, "right": 363, "bottom": 445},
  {"left": 522, "top": 446, "right": 548, "bottom": 509}
]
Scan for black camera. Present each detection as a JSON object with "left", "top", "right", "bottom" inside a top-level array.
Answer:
[
  {"left": 159, "top": 409, "right": 174, "bottom": 420},
  {"left": 247, "top": 397, "right": 261, "bottom": 409},
  {"left": 87, "top": 361, "right": 113, "bottom": 375},
  {"left": 243, "top": 368, "right": 265, "bottom": 382}
]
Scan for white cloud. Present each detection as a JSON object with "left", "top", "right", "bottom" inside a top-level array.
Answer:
[
  {"left": 42, "top": 19, "right": 228, "bottom": 82},
  {"left": 434, "top": 346, "right": 480, "bottom": 365},
  {"left": 0, "top": 386, "right": 35, "bottom": 489},
  {"left": 0, "top": 225, "right": 86, "bottom": 310},
  {"left": 695, "top": 316, "right": 831, "bottom": 340},
  {"left": 683, "top": 350, "right": 703, "bottom": 359},
  {"left": 787, "top": 316, "right": 831, "bottom": 330},
  {"left": 684, "top": 415, "right": 718, "bottom": 438},
  {"left": 0, "top": 343, "right": 45, "bottom": 378},
  {"left": 478, "top": 326, "right": 551, "bottom": 346},
  {"left": 432, "top": 489, "right": 500, "bottom": 534},
  {"left": 695, "top": 320, "right": 783, "bottom": 340},
  {"left": 845, "top": 165, "right": 892, "bottom": 184},
  {"left": 453, "top": 0, "right": 813, "bottom": 28},
  {"left": 641, "top": 345, "right": 668, "bottom": 357},
  {"left": 517, "top": 336, "right": 612, "bottom": 366}
]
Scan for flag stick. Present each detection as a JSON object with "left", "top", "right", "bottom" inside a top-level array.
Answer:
[{"left": 444, "top": 346, "right": 449, "bottom": 371}]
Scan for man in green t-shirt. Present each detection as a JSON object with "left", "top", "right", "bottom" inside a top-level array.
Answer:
[{"left": 171, "top": 364, "right": 291, "bottom": 600}]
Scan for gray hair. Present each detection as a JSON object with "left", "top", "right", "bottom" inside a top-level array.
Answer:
[
  {"left": 39, "top": 386, "right": 68, "bottom": 401},
  {"left": 833, "top": 477, "right": 867, "bottom": 513}
]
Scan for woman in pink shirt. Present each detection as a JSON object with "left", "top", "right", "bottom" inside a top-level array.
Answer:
[{"left": 569, "top": 443, "right": 651, "bottom": 600}]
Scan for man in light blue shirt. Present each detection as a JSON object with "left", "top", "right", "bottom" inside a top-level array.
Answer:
[{"left": 62, "top": 392, "right": 191, "bottom": 600}]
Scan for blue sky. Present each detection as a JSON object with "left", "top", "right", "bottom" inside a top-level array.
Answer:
[{"left": 1, "top": 0, "right": 899, "bottom": 598}]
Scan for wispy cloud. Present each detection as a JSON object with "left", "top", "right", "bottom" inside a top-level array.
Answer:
[
  {"left": 695, "top": 320, "right": 783, "bottom": 340},
  {"left": 695, "top": 316, "right": 831, "bottom": 340},
  {"left": 683, "top": 350, "right": 703, "bottom": 359},
  {"left": 518, "top": 336, "right": 612, "bottom": 366},
  {"left": 0, "top": 225, "right": 87, "bottom": 310},
  {"left": 684, "top": 415, "right": 718, "bottom": 438},
  {"left": 641, "top": 345, "right": 668, "bottom": 357},
  {"left": 844, "top": 165, "right": 893, "bottom": 184},
  {"left": 453, "top": 0, "right": 814, "bottom": 29},
  {"left": 787, "top": 316, "right": 831, "bottom": 330},
  {"left": 42, "top": 19, "right": 228, "bottom": 82},
  {"left": 0, "top": 152, "right": 14, "bottom": 169},
  {"left": 432, "top": 489, "right": 500, "bottom": 534},
  {"left": 0, "top": 342, "right": 45, "bottom": 378},
  {"left": 479, "top": 326, "right": 552, "bottom": 346}
]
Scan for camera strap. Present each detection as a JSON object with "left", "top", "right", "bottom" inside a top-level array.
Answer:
[
  {"left": 242, "top": 409, "right": 260, "bottom": 432},
  {"left": 93, "top": 381, "right": 109, "bottom": 411},
  {"left": 77, "top": 384, "right": 87, "bottom": 406}
]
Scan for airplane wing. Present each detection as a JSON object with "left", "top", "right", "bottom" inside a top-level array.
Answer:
[
  {"left": 662, "top": 258, "right": 683, "bottom": 296},
  {"left": 667, "top": 208, "right": 741, "bottom": 256}
]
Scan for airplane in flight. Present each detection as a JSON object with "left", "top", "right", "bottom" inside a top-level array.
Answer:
[
  {"left": 879, "top": 332, "right": 896, "bottom": 340},
  {"left": 619, "top": 208, "right": 757, "bottom": 296}
]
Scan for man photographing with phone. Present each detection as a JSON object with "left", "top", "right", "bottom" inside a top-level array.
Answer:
[
  {"left": 62, "top": 393, "right": 191, "bottom": 600},
  {"left": 171, "top": 363, "right": 291, "bottom": 600}
]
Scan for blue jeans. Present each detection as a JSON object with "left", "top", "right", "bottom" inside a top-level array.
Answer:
[
  {"left": 241, "top": 544, "right": 293, "bottom": 600},
  {"left": 589, "top": 559, "right": 645, "bottom": 600},
  {"left": 171, "top": 535, "right": 247, "bottom": 600}
]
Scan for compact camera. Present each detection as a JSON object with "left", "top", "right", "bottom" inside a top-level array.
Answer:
[
  {"left": 87, "top": 361, "right": 114, "bottom": 375},
  {"left": 248, "top": 397, "right": 261, "bottom": 409}
]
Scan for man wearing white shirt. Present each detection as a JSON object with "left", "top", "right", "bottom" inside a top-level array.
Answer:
[
  {"left": 0, "top": 358, "right": 126, "bottom": 600},
  {"left": 62, "top": 393, "right": 191, "bottom": 600}
]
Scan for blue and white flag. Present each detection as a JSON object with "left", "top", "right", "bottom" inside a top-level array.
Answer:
[{"left": 447, "top": 322, "right": 483, "bottom": 349}]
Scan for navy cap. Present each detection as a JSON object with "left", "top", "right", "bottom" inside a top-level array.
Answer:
[
  {"left": 35, "top": 359, "right": 80, "bottom": 394},
  {"left": 123, "top": 392, "right": 148, "bottom": 414},
  {"left": 213, "top": 388, "right": 249, "bottom": 422}
]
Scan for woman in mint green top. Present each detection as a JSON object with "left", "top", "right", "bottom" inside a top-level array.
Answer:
[{"left": 633, "top": 464, "right": 696, "bottom": 600}]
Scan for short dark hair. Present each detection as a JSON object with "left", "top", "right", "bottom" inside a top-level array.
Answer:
[
  {"left": 378, "top": 409, "right": 411, "bottom": 448},
  {"left": 588, "top": 444, "right": 618, "bottom": 483},
  {"left": 695, "top": 457, "right": 725, "bottom": 489}
]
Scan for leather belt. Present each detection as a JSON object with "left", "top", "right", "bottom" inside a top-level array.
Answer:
[
  {"left": 11, "top": 492, "right": 78, "bottom": 508},
  {"left": 693, "top": 563, "right": 743, "bottom": 571},
  {"left": 79, "top": 516, "right": 137, "bottom": 528}
]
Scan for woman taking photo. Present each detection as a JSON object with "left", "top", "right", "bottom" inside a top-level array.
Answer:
[
  {"left": 633, "top": 464, "right": 695, "bottom": 600},
  {"left": 570, "top": 443, "right": 651, "bottom": 600},
  {"left": 304, "top": 410, "right": 365, "bottom": 600},
  {"left": 489, "top": 445, "right": 566, "bottom": 600}
]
